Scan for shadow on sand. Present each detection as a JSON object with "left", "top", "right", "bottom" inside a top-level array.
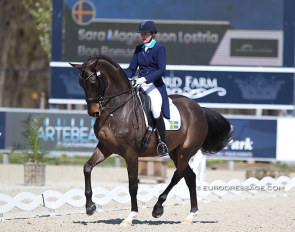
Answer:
[{"left": 73, "top": 219, "right": 219, "bottom": 226}]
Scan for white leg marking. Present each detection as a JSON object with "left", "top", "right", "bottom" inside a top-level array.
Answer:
[
  {"left": 182, "top": 210, "right": 199, "bottom": 224},
  {"left": 120, "top": 211, "right": 138, "bottom": 227}
]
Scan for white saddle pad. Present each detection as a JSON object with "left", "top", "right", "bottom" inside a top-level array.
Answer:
[
  {"left": 143, "top": 97, "right": 181, "bottom": 131},
  {"left": 164, "top": 98, "right": 181, "bottom": 131}
]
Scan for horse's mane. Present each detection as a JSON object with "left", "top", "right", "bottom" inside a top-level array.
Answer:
[
  {"left": 83, "top": 55, "right": 120, "bottom": 71},
  {"left": 83, "top": 55, "right": 130, "bottom": 84}
]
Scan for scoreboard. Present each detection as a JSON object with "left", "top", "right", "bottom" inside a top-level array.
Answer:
[{"left": 50, "top": 0, "right": 295, "bottom": 109}]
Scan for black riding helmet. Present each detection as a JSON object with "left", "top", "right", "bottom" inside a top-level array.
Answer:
[{"left": 137, "top": 20, "right": 157, "bottom": 34}]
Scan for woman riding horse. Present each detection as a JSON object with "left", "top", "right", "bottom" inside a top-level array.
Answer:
[
  {"left": 70, "top": 53, "right": 232, "bottom": 226},
  {"left": 125, "top": 20, "right": 169, "bottom": 157}
]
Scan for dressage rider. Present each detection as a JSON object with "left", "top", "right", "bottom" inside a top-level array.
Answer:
[{"left": 125, "top": 20, "right": 170, "bottom": 156}]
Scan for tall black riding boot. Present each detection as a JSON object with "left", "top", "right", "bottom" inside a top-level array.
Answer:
[{"left": 155, "top": 116, "right": 169, "bottom": 157}]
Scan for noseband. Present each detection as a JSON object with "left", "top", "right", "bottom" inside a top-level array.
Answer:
[
  {"left": 80, "top": 70, "right": 105, "bottom": 104},
  {"left": 80, "top": 68, "right": 134, "bottom": 115}
]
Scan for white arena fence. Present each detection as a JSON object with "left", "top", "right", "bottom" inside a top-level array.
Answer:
[{"left": 1, "top": 175, "right": 295, "bottom": 220}]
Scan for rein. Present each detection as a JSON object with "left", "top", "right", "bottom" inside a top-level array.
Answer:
[
  {"left": 80, "top": 59, "right": 144, "bottom": 142},
  {"left": 80, "top": 70, "right": 139, "bottom": 116}
]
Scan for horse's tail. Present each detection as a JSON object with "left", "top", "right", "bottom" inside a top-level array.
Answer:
[{"left": 201, "top": 107, "right": 232, "bottom": 154}]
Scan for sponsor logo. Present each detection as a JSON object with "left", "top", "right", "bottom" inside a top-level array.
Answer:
[
  {"left": 72, "top": 0, "right": 96, "bottom": 25},
  {"left": 225, "top": 137, "right": 254, "bottom": 151},
  {"left": 164, "top": 74, "right": 226, "bottom": 99},
  {"left": 231, "top": 39, "right": 278, "bottom": 57},
  {"left": 38, "top": 117, "right": 97, "bottom": 149},
  {"left": 235, "top": 74, "right": 285, "bottom": 100}
]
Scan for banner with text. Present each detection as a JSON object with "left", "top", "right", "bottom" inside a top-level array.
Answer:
[
  {"left": 62, "top": 0, "right": 283, "bottom": 66},
  {"left": 1, "top": 109, "right": 295, "bottom": 161},
  {"left": 50, "top": 67, "right": 294, "bottom": 106}
]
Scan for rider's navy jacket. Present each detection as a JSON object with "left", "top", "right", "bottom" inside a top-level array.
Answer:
[{"left": 125, "top": 41, "right": 170, "bottom": 119}]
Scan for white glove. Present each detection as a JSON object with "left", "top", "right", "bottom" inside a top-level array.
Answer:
[{"left": 136, "top": 77, "right": 146, "bottom": 86}]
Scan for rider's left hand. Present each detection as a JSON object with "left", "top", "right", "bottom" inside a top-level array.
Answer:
[
  {"left": 136, "top": 77, "right": 146, "bottom": 86},
  {"left": 130, "top": 78, "right": 136, "bottom": 86}
]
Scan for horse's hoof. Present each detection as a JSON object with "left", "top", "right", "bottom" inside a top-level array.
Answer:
[
  {"left": 120, "top": 211, "right": 138, "bottom": 226},
  {"left": 120, "top": 220, "right": 134, "bottom": 227},
  {"left": 86, "top": 203, "right": 96, "bottom": 215},
  {"left": 181, "top": 210, "right": 199, "bottom": 224},
  {"left": 152, "top": 205, "right": 164, "bottom": 218},
  {"left": 181, "top": 218, "right": 193, "bottom": 225}
]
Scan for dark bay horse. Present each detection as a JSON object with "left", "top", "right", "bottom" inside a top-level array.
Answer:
[{"left": 70, "top": 55, "right": 232, "bottom": 226}]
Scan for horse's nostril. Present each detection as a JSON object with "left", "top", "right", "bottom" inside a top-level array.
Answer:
[{"left": 91, "top": 112, "right": 100, "bottom": 118}]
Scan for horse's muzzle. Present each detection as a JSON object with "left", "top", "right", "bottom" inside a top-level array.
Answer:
[
  {"left": 87, "top": 104, "right": 101, "bottom": 118},
  {"left": 89, "top": 112, "right": 100, "bottom": 118}
]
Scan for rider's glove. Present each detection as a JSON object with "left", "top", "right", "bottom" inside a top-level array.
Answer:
[
  {"left": 136, "top": 77, "right": 146, "bottom": 86},
  {"left": 130, "top": 78, "right": 136, "bottom": 86}
]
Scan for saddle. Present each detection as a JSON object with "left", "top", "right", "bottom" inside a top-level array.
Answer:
[
  {"left": 139, "top": 88, "right": 155, "bottom": 129},
  {"left": 138, "top": 88, "right": 168, "bottom": 154},
  {"left": 137, "top": 88, "right": 181, "bottom": 154},
  {"left": 138, "top": 88, "right": 181, "bottom": 131},
  {"left": 138, "top": 88, "right": 154, "bottom": 153}
]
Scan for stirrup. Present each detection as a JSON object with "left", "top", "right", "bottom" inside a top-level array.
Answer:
[{"left": 157, "top": 142, "right": 169, "bottom": 157}]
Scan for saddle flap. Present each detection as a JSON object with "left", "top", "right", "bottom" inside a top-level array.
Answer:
[{"left": 139, "top": 91, "right": 181, "bottom": 131}]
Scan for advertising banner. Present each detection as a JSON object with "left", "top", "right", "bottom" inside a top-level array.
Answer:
[
  {"left": 50, "top": 66, "right": 294, "bottom": 106},
  {"left": 214, "top": 118, "right": 277, "bottom": 160},
  {"left": 2, "top": 109, "right": 295, "bottom": 161},
  {"left": 4, "top": 111, "right": 97, "bottom": 154},
  {"left": 164, "top": 70, "right": 294, "bottom": 105}
]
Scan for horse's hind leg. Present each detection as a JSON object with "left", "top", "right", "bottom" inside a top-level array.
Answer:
[
  {"left": 184, "top": 165, "right": 198, "bottom": 212},
  {"left": 182, "top": 165, "right": 199, "bottom": 224},
  {"left": 152, "top": 169, "right": 183, "bottom": 218},
  {"left": 84, "top": 145, "right": 109, "bottom": 215},
  {"left": 152, "top": 147, "right": 193, "bottom": 218}
]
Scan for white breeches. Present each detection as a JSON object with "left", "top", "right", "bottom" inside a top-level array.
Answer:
[{"left": 141, "top": 83, "right": 162, "bottom": 119}]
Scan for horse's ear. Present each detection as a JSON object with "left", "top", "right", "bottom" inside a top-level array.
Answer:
[
  {"left": 88, "top": 59, "right": 99, "bottom": 70},
  {"left": 69, "top": 62, "right": 82, "bottom": 70}
]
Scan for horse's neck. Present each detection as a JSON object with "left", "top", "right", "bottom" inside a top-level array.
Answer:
[{"left": 97, "top": 59, "right": 130, "bottom": 93}]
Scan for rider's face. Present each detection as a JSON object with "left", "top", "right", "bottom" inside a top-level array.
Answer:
[{"left": 140, "top": 32, "right": 153, "bottom": 44}]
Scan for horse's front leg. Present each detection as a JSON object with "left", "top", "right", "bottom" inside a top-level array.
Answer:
[
  {"left": 84, "top": 145, "right": 109, "bottom": 215},
  {"left": 120, "top": 155, "right": 139, "bottom": 226}
]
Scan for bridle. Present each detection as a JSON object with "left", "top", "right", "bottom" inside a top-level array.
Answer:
[
  {"left": 79, "top": 63, "right": 144, "bottom": 143},
  {"left": 80, "top": 69, "right": 137, "bottom": 115},
  {"left": 80, "top": 70, "right": 105, "bottom": 104}
]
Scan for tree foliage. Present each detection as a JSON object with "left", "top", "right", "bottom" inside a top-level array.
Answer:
[
  {"left": 0, "top": 0, "right": 51, "bottom": 107},
  {"left": 22, "top": 0, "right": 52, "bottom": 60}
]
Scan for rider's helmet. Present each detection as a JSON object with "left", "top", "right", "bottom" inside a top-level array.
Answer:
[{"left": 137, "top": 20, "right": 157, "bottom": 34}]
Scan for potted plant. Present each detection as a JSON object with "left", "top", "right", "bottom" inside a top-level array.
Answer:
[{"left": 21, "top": 114, "right": 47, "bottom": 186}]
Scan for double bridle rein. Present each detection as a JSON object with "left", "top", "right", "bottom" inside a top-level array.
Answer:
[
  {"left": 79, "top": 63, "right": 143, "bottom": 143},
  {"left": 80, "top": 69, "right": 137, "bottom": 116}
]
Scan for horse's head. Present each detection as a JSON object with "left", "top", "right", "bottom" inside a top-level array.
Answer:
[{"left": 70, "top": 55, "right": 130, "bottom": 117}]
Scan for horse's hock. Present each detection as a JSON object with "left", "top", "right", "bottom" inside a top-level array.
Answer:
[
  {"left": 24, "top": 162, "right": 46, "bottom": 186},
  {"left": 138, "top": 157, "right": 167, "bottom": 183}
]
